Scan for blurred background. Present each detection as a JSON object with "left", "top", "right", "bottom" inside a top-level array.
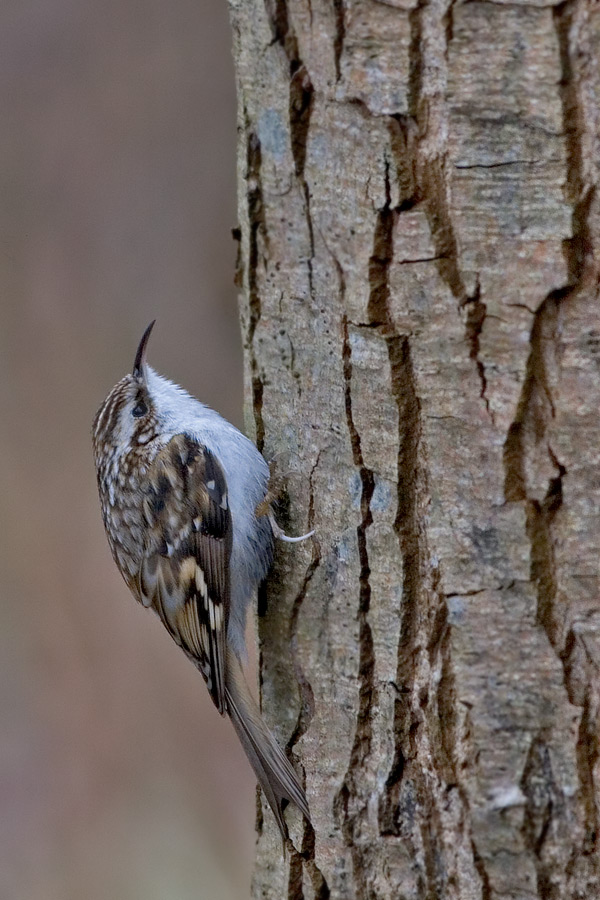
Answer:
[{"left": 0, "top": 2, "right": 255, "bottom": 898}]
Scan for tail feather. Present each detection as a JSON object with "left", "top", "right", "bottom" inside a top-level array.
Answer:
[{"left": 225, "top": 649, "right": 310, "bottom": 840}]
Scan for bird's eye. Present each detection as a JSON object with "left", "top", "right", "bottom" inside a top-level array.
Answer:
[{"left": 132, "top": 400, "right": 148, "bottom": 418}]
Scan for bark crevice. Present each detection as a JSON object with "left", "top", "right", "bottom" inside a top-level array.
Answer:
[
  {"left": 462, "top": 281, "right": 493, "bottom": 423},
  {"left": 553, "top": 0, "right": 594, "bottom": 283},
  {"left": 264, "top": 0, "right": 315, "bottom": 294},
  {"left": 405, "top": 0, "right": 491, "bottom": 422},
  {"left": 287, "top": 454, "right": 321, "bottom": 752},
  {"left": 334, "top": 314, "right": 377, "bottom": 896},
  {"left": 521, "top": 733, "right": 564, "bottom": 900},
  {"left": 245, "top": 124, "right": 268, "bottom": 452},
  {"left": 332, "top": 0, "right": 345, "bottom": 83}
]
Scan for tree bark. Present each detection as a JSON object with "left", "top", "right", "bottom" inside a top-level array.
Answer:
[{"left": 227, "top": 0, "right": 600, "bottom": 897}]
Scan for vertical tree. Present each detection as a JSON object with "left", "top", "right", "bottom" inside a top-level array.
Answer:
[{"left": 228, "top": 1, "right": 600, "bottom": 896}]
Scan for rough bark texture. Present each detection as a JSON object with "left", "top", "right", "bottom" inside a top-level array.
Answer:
[{"left": 227, "top": 1, "right": 600, "bottom": 897}]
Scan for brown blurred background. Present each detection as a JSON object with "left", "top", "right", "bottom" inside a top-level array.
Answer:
[{"left": 0, "top": 2, "right": 256, "bottom": 898}]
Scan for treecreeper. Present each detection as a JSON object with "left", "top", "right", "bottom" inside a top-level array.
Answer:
[{"left": 92, "top": 321, "right": 312, "bottom": 841}]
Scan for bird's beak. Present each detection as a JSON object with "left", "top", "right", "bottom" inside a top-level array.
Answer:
[{"left": 132, "top": 320, "right": 156, "bottom": 381}]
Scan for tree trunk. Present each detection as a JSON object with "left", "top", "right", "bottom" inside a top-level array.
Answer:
[{"left": 227, "top": 0, "right": 600, "bottom": 897}]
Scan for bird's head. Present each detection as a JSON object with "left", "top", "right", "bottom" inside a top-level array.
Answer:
[
  {"left": 92, "top": 320, "right": 164, "bottom": 463},
  {"left": 93, "top": 321, "right": 206, "bottom": 473}
]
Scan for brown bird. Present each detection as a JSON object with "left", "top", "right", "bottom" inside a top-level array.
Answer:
[{"left": 92, "top": 322, "right": 311, "bottom": 840}]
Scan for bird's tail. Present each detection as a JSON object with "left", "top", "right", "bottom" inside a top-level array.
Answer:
[{"left": 225, "top": 648, "right": 310, "bottom": 841}]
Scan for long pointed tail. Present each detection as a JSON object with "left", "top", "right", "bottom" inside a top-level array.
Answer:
[{"left": 225, "top": 649, "right": 310, "bottom": 840}]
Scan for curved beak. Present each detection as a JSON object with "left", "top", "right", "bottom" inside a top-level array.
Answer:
[{"left": 132, "top": 320, "right": 156, "bottom": 380}]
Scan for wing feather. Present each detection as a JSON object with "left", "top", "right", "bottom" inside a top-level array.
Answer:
[{"left": 134, "top": 434, "right": 232, "bottom": 713}]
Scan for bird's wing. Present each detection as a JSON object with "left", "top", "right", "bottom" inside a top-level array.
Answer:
[{"left": 134, "top": 433, "right": 232, "bottom": 714}]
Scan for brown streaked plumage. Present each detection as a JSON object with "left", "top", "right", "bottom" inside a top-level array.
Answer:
[
  {"left": 134, "top": 434, "right": 231, "bottom": 712},
  {"left": 92, "top": 324, "right": 311, "bottom": 843}
]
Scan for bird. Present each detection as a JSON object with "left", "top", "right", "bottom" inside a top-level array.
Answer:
[{"left": 92, "top": 321, "right": 311, "bottom": 841}]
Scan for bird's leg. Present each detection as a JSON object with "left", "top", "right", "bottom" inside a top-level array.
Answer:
[
  {"left": 256, "top": 460, "right": 314, "bottom": 543},
  {"left": 255, "top": 459, "right": 286, "bottom": 518}
]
